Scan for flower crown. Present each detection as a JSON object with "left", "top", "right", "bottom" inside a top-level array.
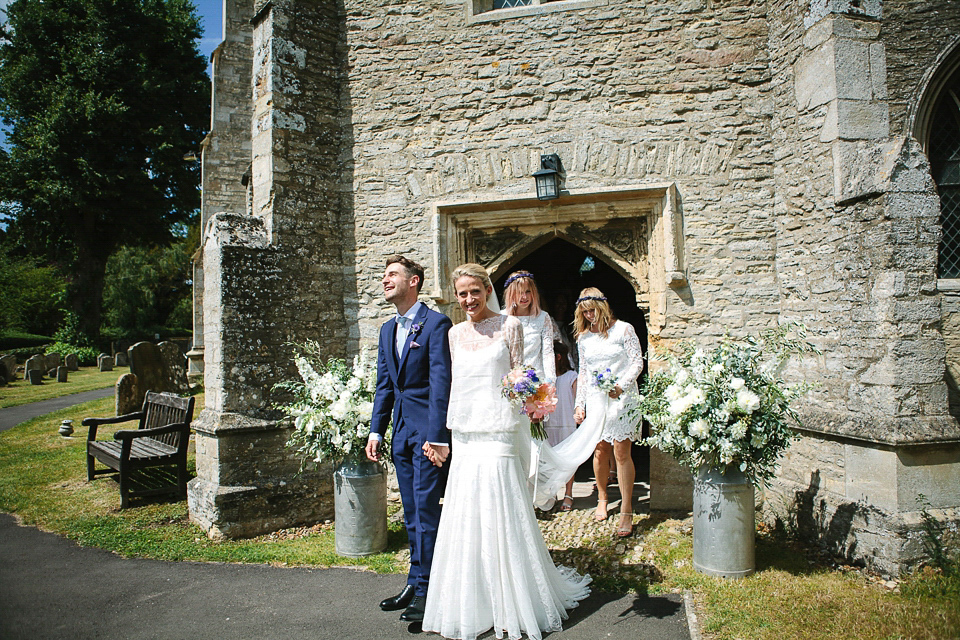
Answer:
[
  {"left": 576, "top": 295, "right": 608, "bottom": 305},
  {"left": 503, "top": 271, "right": 535, "bottom": 290}
]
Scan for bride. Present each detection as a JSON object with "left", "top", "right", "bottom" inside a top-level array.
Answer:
[{"left": 422, "top": 263, "right": 591, "bottom": 640}]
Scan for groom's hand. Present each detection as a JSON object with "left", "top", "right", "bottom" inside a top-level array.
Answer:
[{"left": 365, "top": 438, "right": 381, "bottom": 462}]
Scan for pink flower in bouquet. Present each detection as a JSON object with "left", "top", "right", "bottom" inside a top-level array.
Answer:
[{"left": 524, "top": 383, "right": 558, "bottom": 422}]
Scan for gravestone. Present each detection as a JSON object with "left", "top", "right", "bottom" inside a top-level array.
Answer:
[
  {"left": 56, "top": 366, "right": 68, "bottom": 383},
  {"left": 45, "top": 353, "right": 61, "bottom": 371},
  {"left": 114, "top": 351, "right": 128, "bottom": 367},
  {"left": 158, "top": 341, "right": 189, "bottom": 394},
  {"left": 0, "top": 354, "right": 16, "bottom": 381},
  {"left": 27, "top": 369, "right": 43, "bottom": 385},
  {"left": 46, "top": 368, "right": 58, "bottom": 379},
  {"left": 98, "top": 355, "right": 113, "bottom": 372},
  {"left": 65, "top": 354, "right": 79, "bottom": 371},
  {"left": 24, "top": 355, "right": 44, "bottom": 380},
  {"left": 115, "top": 373, "right": 140, "bottom": 415},
  {"left": 0, "top": 367, "right": 6, "bottom": 386},
  {"left": 128, "top": 342, "right": 164, "bottom": 407}
]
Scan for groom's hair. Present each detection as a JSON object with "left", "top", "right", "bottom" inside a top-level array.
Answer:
[{"left": 385, "top": 254, "right": 425, "bottom": 292}]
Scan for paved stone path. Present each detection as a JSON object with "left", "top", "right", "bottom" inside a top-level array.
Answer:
[{"left": 0, "top": 387, "right": 113, "bottom": 432}]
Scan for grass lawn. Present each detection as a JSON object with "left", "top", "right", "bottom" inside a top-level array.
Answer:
[
  {"left": 0, "top": 366, "right": 127, "bottom": 408},
  {"left": 0, "top": 395, "right": 957, "bottom": 639}
]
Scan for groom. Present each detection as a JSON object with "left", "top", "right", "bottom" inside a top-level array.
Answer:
[{"left": 366, "top": 254, "right": 452, "bottom": 623}]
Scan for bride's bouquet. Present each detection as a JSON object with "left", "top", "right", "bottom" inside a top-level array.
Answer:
[
  {"left": 592, "top": 368, "right": 620, "bottom": 396},
  {"left": 274, "top": 341, "right": 382, "bottom": 468},
  {"left": 501, "top": 366, "right": 558, "bottom": 440}
]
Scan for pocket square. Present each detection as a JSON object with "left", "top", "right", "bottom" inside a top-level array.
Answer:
[{"left": 410, "top": 341, "right": 421, "bottom": 348}]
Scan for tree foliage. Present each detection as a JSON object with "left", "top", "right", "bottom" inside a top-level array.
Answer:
[
  {"left": 0, "top": 242, "right": 66, "bottom": 336},
  {"left": 101, "top": 229, "right": 195, "bottom": 339},
  {"left": 0, "top": 0, "right": 208, "bottom": 340}
]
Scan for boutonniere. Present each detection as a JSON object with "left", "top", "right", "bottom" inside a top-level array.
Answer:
[{"left": 410, "top": 322, "right": 423, "bottom": 336}]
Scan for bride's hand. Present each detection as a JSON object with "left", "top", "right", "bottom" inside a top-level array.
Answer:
[
  {"left": 574, "top": 407, "right": 585, "bottom": 425},
  {"left": 608, "top": 385, "right": 623, "bottom": 400}
]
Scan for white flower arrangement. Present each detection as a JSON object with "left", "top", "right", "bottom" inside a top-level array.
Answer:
[
  {"left": 636, "top": 323, "right": 819, "bottom": 485},
  {"left": 274, "top": 341, "right": 383, "bottom": 467}
]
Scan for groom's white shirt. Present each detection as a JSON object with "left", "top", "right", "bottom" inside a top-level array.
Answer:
[{"left": 395, "top": 301, "right": 422, "bottom": 357}]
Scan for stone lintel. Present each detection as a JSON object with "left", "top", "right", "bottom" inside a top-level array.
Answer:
[{"left": 795, "top": 405, "right": 960, "bottom": 447}]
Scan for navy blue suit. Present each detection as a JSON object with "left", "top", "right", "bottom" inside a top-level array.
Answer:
[{"left": 371, "top": 304, "right": 452, "bottom": 597}]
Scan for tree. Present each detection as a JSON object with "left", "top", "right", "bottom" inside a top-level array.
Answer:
[
  {"left": 0, "top": 241, "right": 66, "bottom": 336},
  {"left": 0, "top": 0, "right": 208, "bottom": 340},
  {"left": 102, "top": 225, "right": 197, "bottom": 339}
]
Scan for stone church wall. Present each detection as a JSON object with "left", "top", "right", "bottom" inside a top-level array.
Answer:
[
  {"left": 190, "top": 0, "right": 960, "bottom": 570},
  {"left": 341, "top": 0, "right": 780, "bottom": 349}
]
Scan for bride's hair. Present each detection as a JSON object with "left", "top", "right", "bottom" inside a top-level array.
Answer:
[
  {"left": 451, "top": 263, "right": 493, "bottom": 292},
  {"left": 573, "top": 287, "right": 615, "bottom": 339},
  {"left": 503, "top": 271, "right": 541, "bottom": 317}
]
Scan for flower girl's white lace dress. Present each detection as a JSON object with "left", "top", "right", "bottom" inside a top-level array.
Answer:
[{"left": 422, "top": 314, "right": 591, "bottom": 640}]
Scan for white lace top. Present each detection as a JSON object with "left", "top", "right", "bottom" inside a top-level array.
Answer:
[
  {"left": 507, "top": 310, "right": 557, "bottom": 383},
  {"left": 446, "top": 314, "right": 525, "bottom": 437},
  {"left": 574, "top": 320, "right": 644, "bottom": 443}
]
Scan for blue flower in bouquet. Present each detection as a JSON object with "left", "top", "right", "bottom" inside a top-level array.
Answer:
[{"left": 593, "top": 368, "right": 619, "bottom": 395}]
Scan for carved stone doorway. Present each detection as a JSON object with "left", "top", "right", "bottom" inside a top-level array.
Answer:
[{"left": 492, "top": 238, "right": 651, "bottom": 494}]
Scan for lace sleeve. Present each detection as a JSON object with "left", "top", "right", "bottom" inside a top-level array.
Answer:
[
  {"left": 619, "top": 322, "right": 644, "bottom": 388},
  {"left": 541, "top": 312, "right": 556, "bottom": 382},
  {"left": 504, "top": 316, "right": 524, "bottom": 369},
  {"left": 575, "top": 337, "right": 587, "bottom": 410}
]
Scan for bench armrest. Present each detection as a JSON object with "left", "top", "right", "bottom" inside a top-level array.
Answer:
[
  {"left": 84, "top": 411, "right": 145, "bottom": 441},
  {"left": 113, "top": 422, "right": 191, "bottom": 441}
]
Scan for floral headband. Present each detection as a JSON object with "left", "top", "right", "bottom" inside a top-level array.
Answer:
[
  {"left": 576, "top": 295, "right": 608, "bottom": 305},
  {"left": 503, "top": 271, "right": 534, "bottom": 290}
]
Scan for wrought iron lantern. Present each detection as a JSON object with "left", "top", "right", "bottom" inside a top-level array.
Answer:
[{"left": 533, "top": 153, "right": 565, "bottom": 200}]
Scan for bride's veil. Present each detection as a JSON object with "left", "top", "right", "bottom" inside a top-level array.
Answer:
[{"left": 487, "top": 289, "right": 501, "bottom": 314}]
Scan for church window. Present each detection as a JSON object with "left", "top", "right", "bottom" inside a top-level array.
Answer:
[
  {"left": 932, "top": 81, "right": 960, "bottom": 279},
  {"left": 468, "top": 0, "right": 606, "bottom": 24}
]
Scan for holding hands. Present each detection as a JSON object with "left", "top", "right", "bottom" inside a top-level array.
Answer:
[{"left": 423, "top": 442, "right": 449, "bottom": 467}]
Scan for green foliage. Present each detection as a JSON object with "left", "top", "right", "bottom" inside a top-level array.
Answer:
[
  {"left": 101, "top": 237, "right": 194, "bottom": 339},
  {"left": 0, "top": 244, "right": 66, "bottom": 335},
  {"left": 0, "top": 330, "right": 53, "bottom": 350},
  {"left": 45, "top": 342, "right": 99, "bottom": 366},
  {"left": 53, "top": 311, "right": 96, "bottom": 349},
  {"left": 0, "top": 0, "right": 209, "bottom": 338}
]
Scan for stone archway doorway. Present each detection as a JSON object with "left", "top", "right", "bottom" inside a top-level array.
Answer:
[{"left": 492, "top": 237, "right": 651, "bottom": 504}]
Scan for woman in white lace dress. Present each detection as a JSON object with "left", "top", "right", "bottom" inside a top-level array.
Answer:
[
  {"left": 502, "top": 270, "right": 557, "bottom": 383},
  {"left": 422, "top": 264, "right": 590, "bottom": 640},
  {"left": 572, "top": 287, "right": 644, "bottom": 538}
]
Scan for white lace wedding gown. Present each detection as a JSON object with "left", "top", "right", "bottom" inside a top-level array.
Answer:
[{"left": 422, "top": 314, "right": 591, "bottom": 640}]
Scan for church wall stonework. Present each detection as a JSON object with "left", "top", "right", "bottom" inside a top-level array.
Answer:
[{"left": 192, "top": 0, "right": 960, "bottom": 571}]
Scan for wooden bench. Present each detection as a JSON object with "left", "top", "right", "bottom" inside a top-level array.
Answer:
[{"left": 84, "top": 391, "right": 195, "bottom": 508}]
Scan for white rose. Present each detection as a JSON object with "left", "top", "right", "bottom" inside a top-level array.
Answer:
[
  {"left": 686, "top": 387, "right": 705, "bottom": 405},
  {"left": 736, "top": 389, "right": 761, "bottom": 413},
  {"left": 730, "top": 377, "right": 745, "bottom": 391},
  {"left": 675, "top": 369, "right": 690, "bottom": 385},
  {"left": 689, "top": 418, "right": 710, "bottom": 439}
]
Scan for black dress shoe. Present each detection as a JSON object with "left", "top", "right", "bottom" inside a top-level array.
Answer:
[
  {"left": 380, "top": 585, "right": 415, "bottom": 612},
  {"left": 399, "top": 595, "right": 426, "bottom": 622}
]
